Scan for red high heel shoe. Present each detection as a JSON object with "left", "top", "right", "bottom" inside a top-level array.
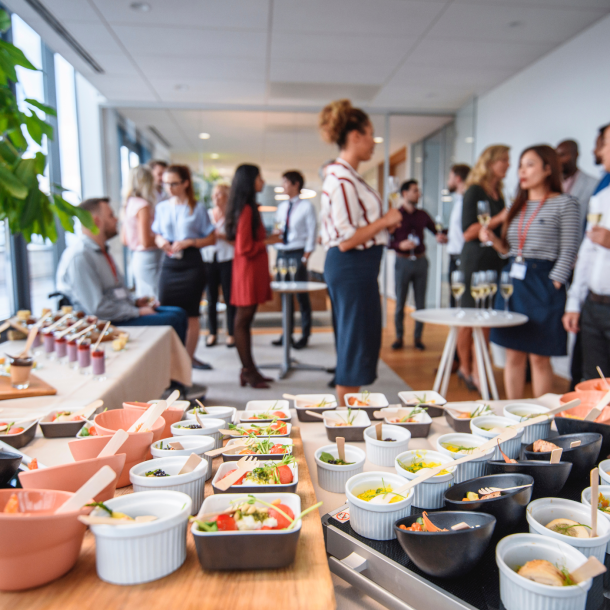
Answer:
[{"left": 240, "top": 369, "right": 270, "bottom": 389}]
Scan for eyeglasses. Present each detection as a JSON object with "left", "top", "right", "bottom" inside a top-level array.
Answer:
[{"left": 163, "top": 181, "right": 184, "bottom": 188}]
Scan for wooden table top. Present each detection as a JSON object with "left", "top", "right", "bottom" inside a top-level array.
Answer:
[{"left": 1, "top": 426, "right": 336, "bottom": 610}]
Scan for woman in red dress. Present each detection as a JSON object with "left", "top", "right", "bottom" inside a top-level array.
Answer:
[{"left": 226, "top": 164, "right": 281, "bottom": 388}]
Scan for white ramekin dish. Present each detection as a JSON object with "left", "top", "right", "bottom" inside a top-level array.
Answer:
[
  {"left": 244, "top": 399, "right": 290, "bottom": 419},
  {"left": 293, "top": 394, "right": 337, "bottom": 423},
  {"left": 598, "top": 459, "right": 610, "bottom": 486},
  {"left": 314, "top": 444, "right": 365, "bottom": 493},
  {"left": 471, "top": 415, "right": 524, "bottom": 460},
  {"left": 185, "top": 406, "right": 236, "bottom": 425},
  {"left": 88, "top": 490, "right": 192, "bottom": 585},
  {"left": 345, "top": 471, "right": 413, "bottom": 541},
  {"left": 526, "top": 497, "right": 610, "bottom": 562},
  {"left": 496, "top": 533, "right": 592, "bottom": 610},
  {"left": 503, "top": 403, "right": 551, "bottom": 445},
  {"left": 211, "top": 460, "right": 298, "bottom": 494},
  {"left": 436, "top": 433, "right": 495, "bottom": 484},
  {"left": 151, "top": 435, "right": 215, "bottom": 481},
  {"left": 363, "top": 424, "right": 411, "bottom": 467},
  {"left": 344, "top": 392, "right": 388, "bottom": 407},
  {"left": 130, "top": 456, "right": 208, "bottom": 515},
  {"left": 581, "top": 484, "right": 610, "bottom": 552},
  {"left": 394, "top": 449, "right": 455, "bottom": 509},
  {"left": 398, "top": 390, "right": 446, "bottom": 407},
  {"left": 323, "top": 409, "right": 371, "bottom": 442},
  {"left": 171, "top": 417, "right": 226, "bottom": 449}
]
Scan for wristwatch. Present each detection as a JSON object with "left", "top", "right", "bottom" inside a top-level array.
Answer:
[{"left": 301, "top": 256, "right": 307, "bottom": 264}]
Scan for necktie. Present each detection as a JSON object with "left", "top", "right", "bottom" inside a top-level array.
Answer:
[{"left": 283, "top": 200, "right": 294, "bottom": 245}]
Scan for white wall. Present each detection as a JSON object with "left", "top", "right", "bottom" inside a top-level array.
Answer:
[{"left": 474, "top": 14, "right": 610, "bottom": 198}]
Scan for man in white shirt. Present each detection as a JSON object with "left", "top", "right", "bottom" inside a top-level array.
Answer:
[
  {"left": 147, "top": 159, "right": 168, "bottom": 205},
  {"left": 446, "top": 164, "right": 470, "bottom": 306},
  {"left": 273, "top": 170, "right": 317, "bottom": 350},
  {"left": 563, "top": 124, "right": 610, "bottom": 380}
]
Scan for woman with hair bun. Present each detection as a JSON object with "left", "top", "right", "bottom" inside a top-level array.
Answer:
[{"left": 319, "top": 99, "right": 402, "bottom": 406}]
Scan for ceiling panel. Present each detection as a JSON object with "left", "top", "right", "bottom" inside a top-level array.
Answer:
[
  {"left": 136, "top": 56, "right": 266, "bottom": 82},
  {"left": 42, "top": 0, "right": 99, "bottom": 22},
  {"left": 148, "top": 79, "right": 267, "bottom": 104},
  {"left": 270, "top": 59, "right": 395, "bottom": 85},
  {"left": 57, "top": 21, "right": 125, "bottom": 54},
  {"left": 453, "top": 0, "right": 610, "bottom": 8}
]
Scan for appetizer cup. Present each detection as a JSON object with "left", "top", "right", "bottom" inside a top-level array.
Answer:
[
  {"left": 444, "top": 473, "right": 534, "bottom": 538},
  {"left": 0, "top": 418, "right": 38, "bottom": 449},
  {"left": 575, "top": 379, "right": 610, "bottom": 393},
  {"left": 130, "top": 456, "right": 208, "bottom": 515},
  {"left": 503, "top": 403, "right": 552, "bottom": 445},
  {"left": 293, "top": 393, "right": 337, "bottom": 422},
  {"left": 470, "top": 415, "right": 525, "bottom": 459},
  {"left": 123, "top": 400, "right": 190, "bottom": 439},
  {"left": 395, "top": 450, "right": 455, "bottom": 509},
  {"left": 68, "top": 432, "right": 153, "bottom": 488},
  {"left": 211, "top": 460, "right": 298, "bottom": 494},
  {"left": 0, "top": 489, "right": 88, "bottom": 591},
  {"left": 186, "top": 405, "right": 236, "bottom": 425},
  {"left": 436, "top": 433, "right": 495, "bottom": 483},
  {"left": 523, "top": 433, "right": 602, "bottom": 482},
  {"left": 344, "top": 392, "right": 388, "bottom": 420},
  {"left": 171, "top": 417, "right": 226, "bottom": 449},
  {"left": 0, "top": 450, "right": 22, "bottom": 486},
  {"left": 88, "top": 490, "right": 192, "bottom": 585},
  {"left": 346, "top": 471, "right": 413, "bottom": 540},
  {"left": 555, "top": 412, "right": 610, "bottom": 461},
  {"left": 39, "top": 406, "right": 103, "bottom": 438},
  {"left": 192, "top": 493, "right": 302, "bottom": 570},
  {"left": 394, "top": 511, "right": 496, "bottom": 578},
  {"left": 526, "top": 497, "right": 610, "bottom": 562},
  {"left": 581, "top": 484, "right": 610, "bottom": 552},
  {"left": 314, "top": 444, "right": 365, "bottom": 493},
  {"left": 324, "top": 409, "right": 371, "bottom": 442},
  {"left": 151, "top": 435, "right": 215, "bottom": 481},
  {"left": 94, "top": 409, "right": 166, "bottom": 445},
  {"left": 18, "top": 454, "right": 126, "bottom": 502},
  {"left": 496, "top": 533, "right": 592, "bottom": 610},
  {"left": 444, "top": 401, "right": 491, "bottom": 433},
  {"left": 363, "top": 424, "right": 411, "bottom": 467},
  {"left": 224, "top": 422, "right": 292, "bottom": 440},
  {"left": 222, "top": 438, "right": 294, "bottom": 462},
  {"left": 379, "top": 406, "right": 432, "bottom": 438},
  {"left": 244, "top": 399, "right": 291, "bottom": 422},
  {"left": 398, "top": 390, "right": 446, "bottom": 418}
]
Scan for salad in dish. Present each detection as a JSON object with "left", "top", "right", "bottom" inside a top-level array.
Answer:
[
  {"left": 78, "top": 423, "right": 97, "bottom": 437},
  {"left": 357, "top": 484, "right": 403, "bottom": 504},
  {"left": 301, "top": 397, "right": 334, "bottom": 409},
  {"left": 0, "top": 422, "right": 25, "bottom": 435},
  {"left": 347, "top": 391, "right": 370, "bottom": 407},
  {"left": 515, "top": 560, "right": 576, "bottom": 587},
  {"left": 329, "top": 408, "right": 360, "bottom": 427},
  {"left": 190, "top": 400, "right": 211, "bottom": 415},
  {"left": 440, "top": 442, "right": 479, "bottom": 455},
  {"left": 50, "top": 411, "right": 84, "bottom": 422},
  {"left": 388, "top": 406, "right": 427, "bottom": 424},
  {"left": 175, "top": 423, "right": 203, "bottom": 430},
  {"left": 398, "top": 512, "right": 473, "bottom": 532},
  {"left": 246, "top": 409, "right": 288, "bottom": 420},
  {"left": 318, "top": 451, "right": 354, "bottom": 466},
  {"left": 403, "top": 393, "right": 436, "bottom": 407},
  {"left": 546, "top": 518, "right": 591, "bottom": 538},
  {"left": 193, "top": 495, "right": 321, "bottom": 532},
  {"left": 218, "top": 455, "right": 295, "bottom": 486},
  {"left": 599, "top": 493, "right": 610, "bottom": 513},
  {"left": 86, "top": 501, "right": 136, "bottom": 520},
  {"left": 144, "top": 468, "right": 170, "bottom": 478},
  {"left": 233, "top": 438, "right": 291, "bottom": 455},
  {"left": 454, "top": 405, "right": 491, "bottom": 419},
  {"left": 228, "top": 419, "right": 288, "bottom": 436},
  {"left": 397, "top": 453, "right": 450, "bottom": 476}
]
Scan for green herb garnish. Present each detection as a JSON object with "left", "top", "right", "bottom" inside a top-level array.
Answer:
[{"left": 319, "top": 451, "right": 354, "bottom": 466}]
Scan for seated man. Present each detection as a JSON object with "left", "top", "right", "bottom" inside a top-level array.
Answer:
[{"left": 56, "top": 197, "right": 187, "bottom": 343}]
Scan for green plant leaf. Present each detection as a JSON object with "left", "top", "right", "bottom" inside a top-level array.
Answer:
[
  {"left": 25, "top": 98, "right": 56, "bottom": 116},
  {"left": 0, "top": 162, "right": 27, "bottom": 198},
  {"left": 0, "top": 40, "right": 37, "bottom": 70},
  {"left": 34, "top": 151, "right": 46, "bottom": 174},
  {"left": 0, "top": 10, "right": 11, "bottom": 33},
  {"left": 53, "top": 194, "right": 98, "bottom": 233},
  {"left": 0, "top": 52, "right": 17, "bottom": 83}
]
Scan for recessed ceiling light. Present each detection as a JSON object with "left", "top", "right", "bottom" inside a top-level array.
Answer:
[
  {"left": 130, "top": 2, "right": 151, "bottom": 12},
  {"left": 274, "top": 186, "right": 284, "bottom": 193},
  {"left": 373, "top": 136, "right": 384, "bottom": 144},
  {"left": 275, "top": 194, "right": 289, "bottom": 201},
  {"left": 300, "top": 188, "right": 316, "bottom": 199},
  {"left": 199, "top": 132, "right": 210, "bottom": 140},
  {"left": 465, "top": 136, "right": 474, "bottom": 144},
  {"left": 174, "top": 84, "right": 188, "bottom": 91},
  {"left": 210, "top": 153, "right": 219, "bottom": 159}
]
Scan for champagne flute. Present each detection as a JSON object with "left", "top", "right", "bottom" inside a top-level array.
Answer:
[
  {"left": 271, "top": 262, "right": 278, "bottom": 281},
  {"left": 451, "top": 270, "right": 465, "bottom": 318},
  {"left": 486, "top": 270, "right": 498, "bottom": 315},
  {"left": 479, "top": 275, "right": 490, "bottom": 318},
  {"left": 288, "top": 257, "right": 298, "bottom": 285},
  {"left": 278, "top": 258, "right": 288, "bottom": 283},
  {"left": 435, "top": 214, "right": 444, "bottom": 233},
  {"left": 500, "top": 270, "right": 514, "bottom": 318},
  {"left": 471, "top": 272, "right": 481, "bottom": 318},
  {"left": 477, "top": 200, "right": 493, "bottom": 247}
]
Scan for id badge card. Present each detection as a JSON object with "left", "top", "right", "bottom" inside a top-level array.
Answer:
[
  {"left": 510, "top": 261, "right": 526, "bottom": 280},
  {"left": 114, "top": 287, "right": 127, "bottom": 299}
]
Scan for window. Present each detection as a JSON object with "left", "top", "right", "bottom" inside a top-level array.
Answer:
[{"left": 0, "top": 222, "right": 11, "bottom": 319}]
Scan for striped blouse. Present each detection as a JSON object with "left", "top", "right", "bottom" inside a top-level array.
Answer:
[
  {"left": 320, "top": 158, "right": 388, "bottom": 249},
  {"left": 505, "top": 194, "right": 580, "bottom": 284}
]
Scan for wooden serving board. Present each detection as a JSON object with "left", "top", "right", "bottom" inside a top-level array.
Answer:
[
  {"left": 0, "top": 373, "right": 57, "bottom": 401},
  {"left": 0, "top": 426, "right": 336, "bottom": 610}
]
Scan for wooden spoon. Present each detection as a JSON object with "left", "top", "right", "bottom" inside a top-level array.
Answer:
[
  {"left": 550, "top": 448, "right": 563, "bottom": 463},
  {"left": 336, "top": 436, "right": 346, "bottom": 462},
  {"left": 178, "top": 453, "right": 202, "bottom": 475},
  {"left": 591, "top": 467, "right": 599, "bottom": 539},
  {"left": 92, "top": 320, "right": 111, "bottom": 352},
  {"left": 205, "top": 439, "right": 250, "bottom": 457},
  {"left": 97, "top": 429, "right": 129, "bottom": 458},
  {"left": 55, "top": 466, "right": 117, "bottom": 514},
  {"left": 54, "top": 319, "right": 85, "bottom": 339},
  {"left": 597, "top": 367, "right": 610, "bottom": 391},
  {"left": 70, "top": 324, "right": 96, "bottom": 342},
  {"left": 18, "top": 327, "right": 38, "bottom": 358},
  {"left": 375, "top": 422, "right": 382, "bottom": 440},
  {"left": 43, "top": 313, "right": 72, "bottom": 333},
  {"left": 490, "top": 399, "right": 581, "bottom": 434},
  {"left": 214, "top": 455, "right": 257, "bottom": 491},
  {"left": 569, "top": 556, "right": 606, "bottom": 583}
]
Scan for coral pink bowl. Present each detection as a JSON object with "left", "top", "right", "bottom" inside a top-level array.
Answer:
[
  {"left": 123, "top": 402, "right": 184, "bottom": 439},
  {"left": 0, "top": 489, "right": 88, "bottom": 591},
  {"left": 559, "top": 391, "right": 610, "bottom": 423},
  {"left": 94, "top": 408, "right": 165, "bottom": 444},
  {"left": 575, "top": 379, "right": 610, "bottom": 393},
  {"left": 18, "top": 454, "right": 126, "bottom": 502},
  {"left": 68, "top": 434, "right": 152, "bottom": 488}
]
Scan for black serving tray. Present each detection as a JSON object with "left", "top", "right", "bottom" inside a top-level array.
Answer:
[{"left": 323, "top": 473, "right": 607, "bottom": 610}]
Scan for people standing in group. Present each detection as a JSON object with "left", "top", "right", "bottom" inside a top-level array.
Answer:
[
  {"left": 121, "top": 165, "right": 162, "bottom": 299},
  {"left": 203, "top": 183, "right": 236, "bottom": 348},
  {"left": 147, "top": 159, "right": 168, "bottom": 205},
  {"left": 272, "top": 170, "right": 317, "bottom": 350},
  {"left": 457, "top": 145, "right": 509, "bottom": 392},
  {"left": 152, "top": 164, "right": 216, "bottom": 369},
  {"left": 556, "top": 140, "right": 598, "bottom": 234},
  {"left": 226, "top": 164, "right": 281, "bottom": 389},
  {"left": 388, "top": 179, "right": 446, "bottom": 351},
  {"left": 564, "top": 123, "right": 610, "bottom": 382},
  {"left": 479, "top": 145, "right": 580, "bottom": 399},
  {"left": 319, "top": 99, "right": 402, "bottom": 407},
  {"left": 446, "top": 164, "right": 470, "bottom": 306}
]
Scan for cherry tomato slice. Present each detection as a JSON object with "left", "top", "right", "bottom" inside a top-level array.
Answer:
[
  {"left": 277, "top": 465, "right": 293, "bottom": 485},
  {"left": 268, "top": 503, "right": 294, "bottom": 529},
  {"left": 216, "top": 514, "right": 237, "bottom": 531}
]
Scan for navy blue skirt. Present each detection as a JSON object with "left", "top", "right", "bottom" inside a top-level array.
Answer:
[
  {"left": 490, "top": 258, "right": 567, "bottom": 356},
  {"left": 324, "top": 245, "right": 383, "bottom": 386}
]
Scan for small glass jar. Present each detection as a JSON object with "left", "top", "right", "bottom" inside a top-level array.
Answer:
[
  {"left": 78, "top": 340, "right": 91, "bottom": 374},
  {"left": 8, "top": 355, "right": 33, "bottom": 390},
  {"left": 42, "top": 331, "right": 55, "bottom": 359},
  {"left": 91, "top": 346, "right": 105, "bottom": 381},
  {"left": 54, "top": 333, "right": 68, "bottom": 363},
  {"left": 67, "top": 338, "right": 79, "bottom": 368}
]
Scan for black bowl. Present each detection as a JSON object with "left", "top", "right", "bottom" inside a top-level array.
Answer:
[
  {"left": 394, "top": 511, "right": 496, "bottom": 578},
  {"left": 444, "top": 473, "right": 533, "bottom": 537},
  {"left": 0, "top": 450, "right": 22, "bottom": 486},
  {"left": 555, "top": 417, "right": 610, "bottom": 461},
  {"left": 522, "top": 432, "right": 602, "bottom": 482},
  {"left": 487, "top": 460, "right": 572, "bottom": 500}
]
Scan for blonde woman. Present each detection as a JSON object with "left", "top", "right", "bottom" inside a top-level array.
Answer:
[
  {"left": 122, "top": 165, "right": 161, "bottom": 298},
  {"left": 456, "top": 145, "right": 510, "bottom": 391}
]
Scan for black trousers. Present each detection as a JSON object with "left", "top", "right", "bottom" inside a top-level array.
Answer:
[
  {"left": 276, "top": 248, "right": 312, "bottom": 338},
  {"left": 449, "top": 254, "right": 460, "bottom": 308},
  {"left": 205, "top": 258, "right": 236, "bottom": 336},
  {"left": 394, "top": 255, "right": 428, "bottom": 340},
  {"left": 581, "top": 296, "right": 610, "bottom": 381}
]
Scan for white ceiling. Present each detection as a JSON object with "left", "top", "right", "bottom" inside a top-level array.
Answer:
[{"left": 4, "top": 0, "right": 609, "bottom": 183}]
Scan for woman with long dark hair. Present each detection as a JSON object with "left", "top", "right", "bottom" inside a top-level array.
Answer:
[
  {"left": 226, "top": 164, "right": 281, "bottom": 388},
  {"left": 152, "top": 164, "right": 216, "bottom": 368},
  {"left": 480, "top": 145, "right": 580, "bottom": 398},
  {"left": 318, "top": 99, "right": 402, "bottom": 406}
]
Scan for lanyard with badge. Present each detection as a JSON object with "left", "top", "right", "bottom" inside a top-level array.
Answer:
[{"left": 510, "top": 193, "right": 548, "bottom": 280}]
